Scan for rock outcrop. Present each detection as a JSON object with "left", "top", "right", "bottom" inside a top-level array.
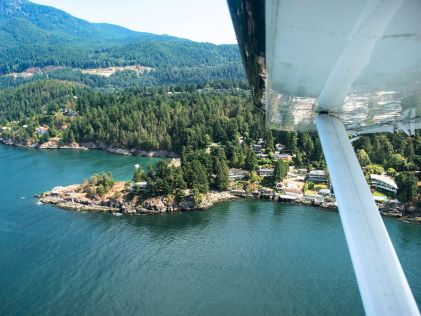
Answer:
[{"left": 38, "top": 183, "right": 238, "bottom": 216}]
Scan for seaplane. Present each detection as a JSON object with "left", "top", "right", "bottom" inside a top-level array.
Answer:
[{"left": 226, "top": 0, "right": 421, "bottom": 315}]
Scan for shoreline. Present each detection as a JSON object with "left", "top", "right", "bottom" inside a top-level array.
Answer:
[
  {"left": 37, "top": 183, "right": 421, "bottom": 225},
  {"left": 37, "top": 183, "right": 238, "bottom": 215},
  {"left": 4, "top": 138, "right": 418, "bottom": 224},
  {"left": 0, "top": 138, "right": 178, "bottom": 158}
]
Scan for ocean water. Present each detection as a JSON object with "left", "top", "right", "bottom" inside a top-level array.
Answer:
[{"left": 0, "top": 144, "right": 420, "bottom": 315}]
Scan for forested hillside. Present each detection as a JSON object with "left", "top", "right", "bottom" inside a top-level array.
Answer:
[
  {"left": 0, "top": 0, "right": 245, "bottom": 87},
  {"left": 1, "top": 80, "right": 420, "bottom": 173}
]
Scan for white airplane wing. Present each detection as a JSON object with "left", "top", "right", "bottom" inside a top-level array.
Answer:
[{"left": 227, "top": 0, "right": 420, "bottom": 315}]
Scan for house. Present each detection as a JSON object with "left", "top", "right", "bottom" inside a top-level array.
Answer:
[
  {"left": 67, "top": 111, "right": 79, "bottom": 118},
  {"left": 295, "top": 168, "right": 308, "bottom": 176},
  {"left": 229, "top": 169, "right": 249, "bottom": 181},
  {"left": 230, "top": 189, "right": 247, "bottom": 197},
  {"left": 258, "top": 167, "right": 274, "bottom": 177},
  {"left": 257, "top": 138, "right": 265, "bottom": 145},
  {"left": 257, "top": 153, "right": 269, "bottom": 159},
  {"left": 282, "top": 187, "right": 303, "bottom": 198},
  {"left": 319, "top": 189, "right": 331, "bottom": 197},
  {"left": 370, "top": 174, "right": 397, "bottom": 194},
  {"left": 274, "top": 152, "right": 293, "bottom": 161},
  {"left": 275, "top": 143, "right": 285, "bottom": 151},
  {"left": 276, "top": 178, "right": 305, "bottom": 196},
  {"left": 62, "top": 109, "right": 79, "bottom": 117},
  {"left": 308, "top": 170, "right": 328, "bottom": 183},
  {"left": 131, "top": 181, "right": 148, "bottom": 191},
  {"left": 373, "top": 195, "right": 388, "bottom": 203},
  {"left": 260, "top": 187, "right": 274, "bottom": 198},
  {"left": 36, "top": 126, "right": 49, "bottom": 135},
  {"left": 286, "top": 172, "right": 306, "bottom": 182},
  {"left": 252, "top": 144, "right": 262, "bottom": 153}
]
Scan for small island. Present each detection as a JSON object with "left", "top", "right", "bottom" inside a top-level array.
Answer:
[
  {"left": 38, "top": 171, "right": 238, "bottom": 215},
  {"left": 38, "top": 150, "right": 421, "bottom": 224}
]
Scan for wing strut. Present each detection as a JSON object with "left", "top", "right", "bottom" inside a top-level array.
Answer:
[{"left": 316, "top": 114, "right": 419, "bottom": 316}]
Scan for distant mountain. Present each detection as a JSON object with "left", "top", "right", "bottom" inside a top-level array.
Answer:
[
  {"left": 0, "top": 0, "right": 244, "bottom": 85},
  {"left": 0, "top": 0, "right": 177, "bottom": 48}
]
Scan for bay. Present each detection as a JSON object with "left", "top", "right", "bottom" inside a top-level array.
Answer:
[{"left": 0, "top": 144, "right": 420, "bottom": 315}]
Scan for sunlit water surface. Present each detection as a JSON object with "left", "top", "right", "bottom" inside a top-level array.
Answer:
[{"left": 0, "top": 145, "right": 420, "bottom": 315}]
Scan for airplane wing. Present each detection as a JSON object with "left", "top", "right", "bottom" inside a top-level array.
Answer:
[{"left": 227, "top": 0, "right": 420, "bottom": 315}]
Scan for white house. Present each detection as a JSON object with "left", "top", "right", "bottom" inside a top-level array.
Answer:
[
  {"left": 275, "top": 143, "right": 285, "bottom": 151},
  {"left": 229, "top": 169, "right": 249, "bottom": 181},
  {"left": 370, "top": 174, "right": 397, "bottom": 194},
  {"left": 308, "top": 170, "right": 328, "bottom": 183},
  {"left": 319, "top": 189, "right": 331, "bottom": 197},
  {"left": 258, "top": 167, "right": 274, "bottom": 177},
  {"left": 131, "top": 181, "right": 148, "bottom": 190},
  {"left": 274, "top": 152, "right": 293, "bottom": 161}
]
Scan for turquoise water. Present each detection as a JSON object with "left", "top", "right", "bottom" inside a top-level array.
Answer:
[{"left": 0, "top": 144, "right": 420, "bottom": 315}]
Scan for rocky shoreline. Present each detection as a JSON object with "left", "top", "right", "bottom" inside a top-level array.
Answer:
[
  {"left": 0, "top": 138, "right": 178, "bottom": 158},
  {"left": 37, "top": 183, "right": 238, "bottom": 215},
  {"left": 5, "top": 138, "right": 418, "bottom": 223},
  {"left": 36, "top": 183, "right": 421, "bottom": 224}
]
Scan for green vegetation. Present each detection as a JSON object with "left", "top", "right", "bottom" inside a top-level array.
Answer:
[
  {"left": 83, "top": 172, "right": 115, "bottom": 197},
  {"left": 142, "top": 161, "right": 187, "bottom": 198},
  {"left": 1, "top": 79, "right": 420, "bottom": 203},
  {"left": 273, "top": 160, "right": 288, "bottom": 183},
  {"left": 0, "top": 1, "right": 245, "bottom": 88},
  {"left": 396, "top": 173, "right": 418, "bottom": 203}
]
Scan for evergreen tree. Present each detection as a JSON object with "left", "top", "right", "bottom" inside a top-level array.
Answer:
[
  {"left": 396, "top": 173, "right": 418, "bottom": 203},
  {"left": 274, "top": 160, "right": 288, "bottom": 183},
  {"left": 357, "top": 149, "right": 371, "bottom": 167},
  {"left": 133, "top": 166, "right": 145, "bottom": 182},
  {"left": 210, "top": 147, "right": 229, "bottom": 191},
  {"left": 245, "top": 148, "right": 258, "bottom": 171}
]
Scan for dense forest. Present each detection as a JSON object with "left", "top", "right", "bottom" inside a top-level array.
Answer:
[
  {"left": 0, "top": 64, "right": 246, "bottom": 90},
  {"left": 0, "top": 0, "right": 245, "bottom": 87},
  {"left": 0, "top": 41, "right": 245, "bottom": 77},
  {"left": 0, "top": 80, "right": 419, "bottom": 202},
  {"left": 1, "top": 80, "right": 420, "bottom": 171}
]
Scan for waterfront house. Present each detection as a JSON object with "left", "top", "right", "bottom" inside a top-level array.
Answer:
[
  {"left": 282, "top": 187, "right": 303, "bottom": 198},
  {"left": 229, "top": 169, "right": 249, "bottom": 181},
  {"left": 308, "top": 170, "right": 328, "bottom": 183},
  {"left": 260, "top": 187, "right": 274, "bottom": 198},
  {"left": 370, "top": 174, "right": 397, "bottom": 194},
  {"left": 258, "top": 167, "right": 274, "bottom": 177},
  {"left": 319, "top": 189, "right": 331, "bottom": 197},
  {"left": 230, "top": 189, "right": 247, "bottom": 197},
  {"left": 130, "top": 181, "right": 148, "bottom": 191},
  {"left": 36, "top": 126, "right": 49, "bottom": 135}
]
